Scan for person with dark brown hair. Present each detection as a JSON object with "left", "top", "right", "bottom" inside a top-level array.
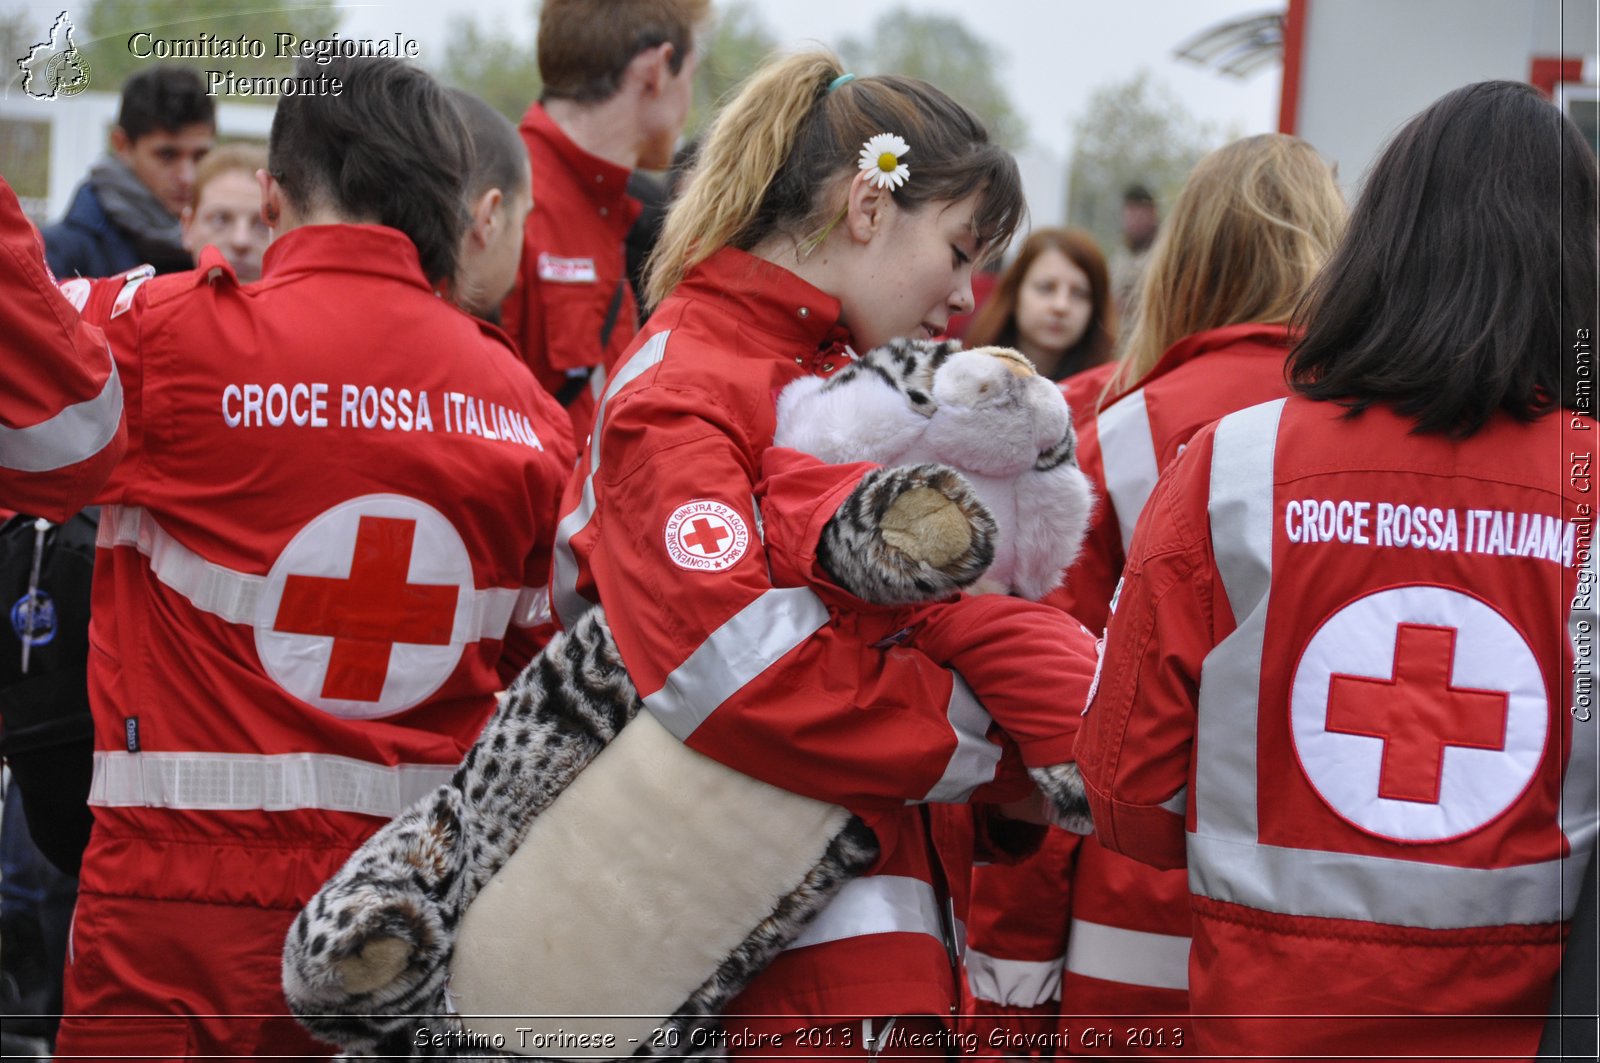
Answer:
[
  {"left": 1077, "top": 80, "right": 1597, "bottom": 1060},
  {"left": 50, "top": 56, "right": 575, "bottom": 1059},
  {"left": 446, "top": 88, "right": 534, "bottom": 320},
  {"left": 43, "top": 65, "right": 215, "bottom": 279}
]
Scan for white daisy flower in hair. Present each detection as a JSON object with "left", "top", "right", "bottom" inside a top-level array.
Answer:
[{"left": 858, "top": 133, "right": 911, "bottom": 191}]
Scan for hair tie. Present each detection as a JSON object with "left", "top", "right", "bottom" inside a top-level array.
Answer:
[{"left": 827, "top": 73, "right": 856, "bottom": 92}]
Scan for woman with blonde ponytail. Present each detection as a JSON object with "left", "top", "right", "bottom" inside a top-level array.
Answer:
[{"left": 547, "top": 48, "right": 1048, "bottom": 1050}]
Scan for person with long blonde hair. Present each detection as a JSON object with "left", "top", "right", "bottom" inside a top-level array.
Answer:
[
  {"left": 964, "top": 134, "right": 1345, "bottom": 1056},
  {"left": 1073, "top": 133, "right": 1346, "bottom": 626},
  {"left": 1104, "top": 136, "right": 1343, "bottom": 398},
  {"left": 549, "top": 47, "right": 1104, "bottom": 1053}
]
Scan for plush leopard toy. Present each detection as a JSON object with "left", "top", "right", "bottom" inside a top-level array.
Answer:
[{"left": 282, "top": 339, "right": 1095, "bottom": 1059}]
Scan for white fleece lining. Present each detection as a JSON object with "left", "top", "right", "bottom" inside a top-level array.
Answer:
[{"left": 450, "top": 711, "right": 851, "bottom": 1056}]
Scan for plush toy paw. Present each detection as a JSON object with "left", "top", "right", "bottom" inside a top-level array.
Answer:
[
  {"left": 880, "top": 486, "right": 973, "bottom": 567},
  {"left": 335, "top": 934, "right": 411, "bottom": 996},
  {"left": 818, "top": 462, "right": 997, "bottom": 605},
  {"left": 281, "top": 862, "right": 453, "bottom": 1049},
  {"left": 1030, "top": 761, "right": 1095, "bottom": 835}
]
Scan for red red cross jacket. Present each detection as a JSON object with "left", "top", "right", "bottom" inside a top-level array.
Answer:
[
  {"left": 1058, "top": 360, "right": 1117, "bottom": 430},
  {"left": 1077, "top": 396, "right": 1595, "bottom": 1062},
  {"left": 966, "top": 324, "right": 1295, "bottom": 1053},
  {"left": 552, "top": 245, "right": 1096, "bottom": 1024},
  {"left": 53, "top": 225, "right": 575, "bottom": 1059},
  {"left": 500, "top": 103, "right": 642, "bottom": 440},
  {"left": 0, "top": 176, "right": 125, "bottom": 519}
]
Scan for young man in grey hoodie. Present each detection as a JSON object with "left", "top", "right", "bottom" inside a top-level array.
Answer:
[{"left": 43, "top": 65, "right": 215, "bottom": 279}]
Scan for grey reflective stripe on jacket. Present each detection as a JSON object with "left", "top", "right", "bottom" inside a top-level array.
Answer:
[
  {"left": 1190, "top": 398, "right": 1597, "bottom": 929},
  {"left": 550, "top": 330, "right": 670, "bottom": 630},
  {"left": 0, "top": 360, "right": 121, "bottom": 472},
  {"left": 1095, "top": 388, "right": 1160, "bottom": 553}
]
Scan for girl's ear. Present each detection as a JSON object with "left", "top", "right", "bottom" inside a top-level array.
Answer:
[{"left": 843, "top": 169, "right": 891, "bottom": 244}]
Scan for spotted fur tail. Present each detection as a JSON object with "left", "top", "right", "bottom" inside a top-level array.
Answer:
[{"left": 283, "top": 609, "right": 642, "bottom": 1052}]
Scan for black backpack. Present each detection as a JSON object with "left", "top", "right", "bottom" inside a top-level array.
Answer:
[{"left": 0, "top": 509, "right": 97, "bottom": 875}]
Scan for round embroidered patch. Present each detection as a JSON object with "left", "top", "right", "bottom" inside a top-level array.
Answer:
[
  {"left": 664, "top": 500, "right": 750, "bottom": 572},
  {"left": 1290, "top": 584, "right": 1546, "bottom": 843}
]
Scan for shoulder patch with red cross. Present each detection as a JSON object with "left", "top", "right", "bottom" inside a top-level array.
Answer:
[{"left": 663, "top": 500, "right": 750, "bottom": 573}]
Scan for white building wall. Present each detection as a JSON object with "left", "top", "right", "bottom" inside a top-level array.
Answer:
[
  {"left": 1531, "top": 0, "right": 1599, "bottom": 56},
  {"left": 1295, "top": 0, "right": 1534, "bottom": 195},
  {"left": 1294, "top": 0, "right": 1596, "bottom": 199},
  {"left": 1016, "top": 143, "right": 1067, "bottom": 230}
]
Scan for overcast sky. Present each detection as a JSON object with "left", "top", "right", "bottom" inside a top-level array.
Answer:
[
  {"left": 7, "top": 0, "right": 1283, "bottom": 151},
  {"left": 338, "top": 0, "right": 1285, "bottom": 157}
]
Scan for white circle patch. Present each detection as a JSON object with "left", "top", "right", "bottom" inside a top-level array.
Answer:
[
  {"left": 255, "top": 494, "right": 473, "bottom": 719},
  {"left": 664, "top": 500, "right": 750, "bottom": 572},
  {"left": 1291, "top": 585, "right": 1546, "bottom": 843}
]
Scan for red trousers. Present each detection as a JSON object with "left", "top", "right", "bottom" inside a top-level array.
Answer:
[{"left": 56, "top": 891, "right": 335, "bottom": 1062}]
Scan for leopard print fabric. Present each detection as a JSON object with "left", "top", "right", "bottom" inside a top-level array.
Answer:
[{"left": 283, "top": 609, "right": 646, "bottom": 1055}]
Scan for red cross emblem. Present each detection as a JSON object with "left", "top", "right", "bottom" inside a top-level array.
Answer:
[
  {"left": 273, "top": 516, "right": 459, "bottom": 701},
  {"left": 1325, "top": 624, "right": 1508, "bottom": 804},
  {"left": 663, "top": 500, "right": 750, "bottom": 572},
  {"left": 1290, "top": 585, "right": 1546, "bottom": 842},
  {"left": 682, "top": 517, "right": 732, "bottom": 557},
  {"left": 256, "top": 495, "right": 474, "bottom": 719}
]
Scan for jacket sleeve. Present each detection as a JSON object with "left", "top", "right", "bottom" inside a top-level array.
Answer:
[
  {"left": 758, "top": 445, "right": 1090, "bottom": 782},
  {"left": 499, "top": 390, "right": 579, "bottom": 681},
  {"left": 962, "top": 827, "right": 1081, "bottom": 1035},
  {"left": 588, "top": 383, "right": 1035, "bottom": 811},
  {"left": 1073, "top": 431, "right": 1222, "bottom": 870},
  {"left": 908, "top": 594, "right": 1098, "bottom": 769},
  {"left": 0, "top": 177, "right": 127, "bottom": 520},
  {"left": 1041, "top": 414, "right": 1123, "bottom": 634}
]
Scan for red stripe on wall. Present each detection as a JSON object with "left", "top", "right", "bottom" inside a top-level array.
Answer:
[
  {"left": 1529, "top": 56, "right": 1585, "bottom": 98},
  {"left": 1278, "top": 0, "right": 1309, "bottom": 134}
]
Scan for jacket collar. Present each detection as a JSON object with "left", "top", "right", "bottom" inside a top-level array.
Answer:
[
  {"left": 260, "top": 224, "right": 434, "bottom": 292},
  {"left": 520, "top": 102, "right": 635, "bottom": 211},
  {"left": 1142, "top": 322, "right": 1294, "bottom": 388},
  {"left": 675, "top": 248, "right": 851, "bottom": 358}
]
